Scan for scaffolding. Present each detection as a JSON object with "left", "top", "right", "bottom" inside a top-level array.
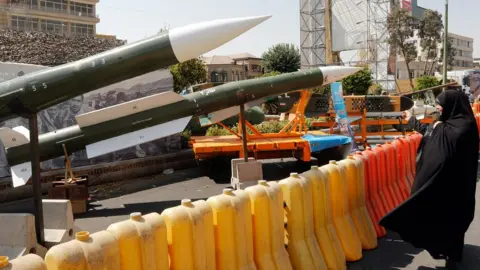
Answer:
[{"left": 299, "top": 0, "right": 398, "bottom": 91}]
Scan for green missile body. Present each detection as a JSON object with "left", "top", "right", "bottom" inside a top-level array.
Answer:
[
  {"left": 0, "top": 15, "right": 270, "bottom": 122},
  {"left": 1, "top": 66, "right": 361, "bottom": 186}
]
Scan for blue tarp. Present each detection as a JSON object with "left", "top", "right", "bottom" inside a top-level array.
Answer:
[{"left": 301, "top": 134, "right": 352, "bottom": 153}]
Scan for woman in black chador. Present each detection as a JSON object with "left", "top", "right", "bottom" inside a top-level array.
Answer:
[{"left": 380, "top": 90, "right": 479, "bottom": 269}]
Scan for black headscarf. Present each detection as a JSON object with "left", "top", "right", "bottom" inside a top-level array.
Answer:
[{"left": 380, "top": 90, "right": 479, "bottom": 261}]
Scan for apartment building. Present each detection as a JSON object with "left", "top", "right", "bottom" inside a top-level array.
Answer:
[
  {"left": 0, "top": 0, "right": 100, "bottom": 36},
  {"left": 396, "top": 31, "right": 474, "bottom": 80},
  {"left": 201, "top": 53, "right": 264, "bottom": 83}
]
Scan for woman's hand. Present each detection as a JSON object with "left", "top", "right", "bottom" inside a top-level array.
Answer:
[{"left": 403, "top": 110, "right": 412, "bottom": 121}]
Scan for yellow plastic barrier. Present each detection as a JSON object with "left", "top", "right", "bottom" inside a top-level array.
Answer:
[
  {"left": 191, "top": 200, "right": 216, "bottom": 270},
  {"left": 264, "top": 181, "right": 293, "bottom": 270},
  {"left": 142, "top": 213, "right": 170, "bottom": 269},
  {"left": 301, "top": 167, "right": 346, "bottom": 270},
  {"left": 244, "top": 181, "right": 278, "bottom": 270},
  {"left": 45, "top": 230, "right": 121, "bottom": 269},
  {"left": 233, "top": 189, "right": 257, "bottom": 270},
  {"left": 207, "top": 189, "right": 256, "bottom": 270},
  {"left": 320, "top": 161, "right": 362, "bottom": 262},
  {"left": 161, "top": 199, "right": 215, "bottom": 270},
  {"left": 279, "top": 173, "right": 324, "bottom": 270},
  {"left": 0, "top": 254, "right": 46, "bottom": 270},
  {"left": 106, "top": 212, "right": 168, "bottom": 270},
  {"left": 345, "top": 156, "right": 378, "bottom": 250}
]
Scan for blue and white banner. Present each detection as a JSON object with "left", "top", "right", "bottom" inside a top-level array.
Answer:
[{"left": 330, "top": 82, "right": 359, "bottom": 152}]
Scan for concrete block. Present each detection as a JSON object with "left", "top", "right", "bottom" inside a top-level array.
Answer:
[
  {"left": 42, "top": 199, "right": 76, "bottom": 248},
  {"left": 231, "top": 158, "right": 255, "bottom": 179},
  {"left": 0, "top": 213, "right": 47, "bottom": 259},
  {"left": 235, "top": 161, "right": 263, "bottom": 189}
]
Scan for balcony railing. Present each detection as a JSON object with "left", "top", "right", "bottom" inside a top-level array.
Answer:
[{"left": 1, "top": 3, "right": 98, "bottom": 19}]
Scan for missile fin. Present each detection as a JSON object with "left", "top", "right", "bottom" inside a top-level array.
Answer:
[
  {"left": 199, "top": 101, "right": 262, "bottom": 127},
  {"left": 0, "top": 126, "right": 30, "bottom": 148},
  {"left": 11, "top": 162, "right": 32, "bottom": 187},
  {"left": 76, "top": 91, "right": 186, "bottom": 128},
  {"left": 85, "top": 115, "right": 192, "bottom": 159}
]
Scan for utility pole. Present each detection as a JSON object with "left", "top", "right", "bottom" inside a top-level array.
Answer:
[{"left": 442, "top": 0, "right": 449, "bottom": 91}]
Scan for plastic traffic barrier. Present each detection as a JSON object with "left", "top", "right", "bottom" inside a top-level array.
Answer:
[
  {"left": 142, "top": 213, "right": 170, "bottom": 270},
  {"left": 263, "top": 181, "right": 293, "bottom": 270},
  {"left": 206, "top": 189, "right": 256, "bottom": 270},
  {"left": 245, "top": 181, "right": 283, "bottom": 270},
  {"left": 405, "top": 136, "right": 417, "bottom": 179},
  {"left": 0, "top": 254, "right": 46, "bottom": 270},
  {"left": 363, "top": 148, "right": 387, "bottom": 238},
  {"left": 231, "top": 189, "right": 257, "bottom": 270},
  {"left": 296, "top": 174, "right": 328, "bottom": 269},
  {"left": 391, "top": 139, "right": 410, "bottom": 200},
  {"left": 45, "top": 231, "right": 121, "bottom": 269},
  {"left": 320, "top": 161, "right": 362, "bottom": 262},
  {"left": 302, "top": 167, "right": 346, "bottom": 270},
  {"left": 383, "top": 142, "right": 404, "bottom": 207},
  {"left": 373, "top": 145, "right": 396, "bottom": 213},
  {"left": 399, "top": 137, "right": 415, "bottom": 189},
  {"left": 354, "top": 151, "right": 385, "bottom": 238},
  {"left": 347, "top": 156, "right": 378, "bottom": 250},
  {"left": 278, "top": 173, "right": 318, "bottom": 269},
  {"left": 161, "top": 199, "right": 215, "bottom": 270},
  {"left": 106, "top": 212, "right": 168, "bottom": 270}
]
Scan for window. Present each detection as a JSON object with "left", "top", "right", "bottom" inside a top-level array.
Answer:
[
  {"left": 220, "top": 72, "right": 227, "bottom": 82},
  {"left": 70, "top": 23, "right": 93, "bottom": 36},
  {"left": 39, "top": 0, "right": 67, "bottom": 12},
  {"left": 211, "top": 72, "right": 218, "bottom": 82},
  {"left": 409, "top": 71, "right": 414, "bottom": 79},
  {"left": 40, "top": 19, "right": 67, "bottom": 34},
  {"left": 70, "top": 1, "right": 94, "bottom": 17},
  {"left": 11, "top": 16, "right": 38, "bottom": 31}
]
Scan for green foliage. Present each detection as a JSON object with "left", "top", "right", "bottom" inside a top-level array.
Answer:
[
  {"left": 415, "top": 76, "right": 441, "bottom": 90},
  {"left": 205, "top": 119, "right": 316, "bottom": 136},
  {"left": 260, "top": 71, "right": 281, "bottom": 77},
  {"left": 169, "top": 58, "right": 207, "bottom": 93},
  {"left": 369, "top": 84, "right": 384, "bottom": 95},
  {"left": 261, "top": 43, "right": 301, "bottom": 73},
  {"left": 418, "top": 10, "right": 443, "bottom": 75},
  {"left": 312, "top": 85, "right": 331, "bottom": 95},
  {"left": 387, "top": 8, "right": 418, "bottom": 90},
  {"left": 342, "top": 67, "right": 373, "bottom": 95}
]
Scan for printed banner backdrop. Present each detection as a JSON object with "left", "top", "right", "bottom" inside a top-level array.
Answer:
[
  {"left": 330, "top": 82, "right": 359, "bottom": 152},
  {"left": 0, "top": 62, "right": 179, "bottom": 178}
]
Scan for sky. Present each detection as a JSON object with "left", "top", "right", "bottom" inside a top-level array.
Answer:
[{"left": 95, "top": 0, "right": 480, "bottom": 58}]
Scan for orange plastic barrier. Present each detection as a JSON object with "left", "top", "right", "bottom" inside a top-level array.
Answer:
[
  {"left": 398, "top": 137, "right": 415, "bottom": 189},
  {"left": 354, "top": 151, "right": 384, "bottom": 237},
  {"left": 373, "top": 145, "right": 396, "bottom": 213},
  {"left": 383, "top": 142, "right": 404, "bottom": 207},
  {"left": 476, "top": 114, "right": 480, "bottom": 135},
  {"left": 362, "top": 148, "right": 387, "bottom": 238},
  {"left": 391, "top": 139, "right": 410, "bottom": 200}
]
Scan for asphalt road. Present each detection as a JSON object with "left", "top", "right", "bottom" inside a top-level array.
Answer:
[{"left": 2, "top": 158, "right": 479, "bottom": 269}]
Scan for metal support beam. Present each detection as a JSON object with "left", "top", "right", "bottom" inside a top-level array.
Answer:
[
  {"left": 28, "top": 113, "right": 44, "bottom": 245},
  {"left": 442, "top": 0, "right": 449, "bottom": 91},
  {"left": 237, "top": 90, "right": 249, "bottom": 163}
]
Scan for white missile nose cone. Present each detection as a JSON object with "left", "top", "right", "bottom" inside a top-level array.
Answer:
[
  {"left": 169, "top": 15, "right": 272, "bottom": 63},
  {"left": 319, "top": 66, "right": 363, "bottom": 85}
]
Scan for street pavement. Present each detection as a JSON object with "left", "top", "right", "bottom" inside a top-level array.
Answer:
[{"left": 2, "top": 158, "right": 479, "bottom": 269}]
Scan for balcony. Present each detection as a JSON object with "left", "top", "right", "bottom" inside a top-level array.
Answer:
[{"left": 1, "top": 3, "right": 100, "bottom": 22}]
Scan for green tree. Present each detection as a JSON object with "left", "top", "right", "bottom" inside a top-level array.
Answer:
[
  {"left": 418, "top": 10, "right": 443, "bottom": 75},
  {"left": 438, "top": 36, "right": 457, "bottom": 74},
  {"left": 261, "top": 43, "right": 301, "bottom": 73},
  {"left": 260, "top": 71, "right": 281, "bottom": 78},
  {"left": 342, "top": 66, "right": 373, "bottom": 95},
  {"left": 169, "top": 58, "right": 207, "bottom": 93},
  {"left": 387, "top": 8, "right": 418, "bottom": 90},
  {"left": 415, "top": 75, "right": 441, "bottom": 90}
]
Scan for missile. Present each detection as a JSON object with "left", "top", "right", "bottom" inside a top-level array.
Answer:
[
  {"left": 1, "top": 66, "right": 361, "bottom": 187},
  {"left": 0, "top": 15, "right": 271, "bottom": 122}
]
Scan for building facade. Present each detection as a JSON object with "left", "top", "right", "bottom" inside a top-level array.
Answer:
[
  {"left": 201, "top": 53, "right": 263, "bottom": 83},
  {"left": 0, "top": 0, "right": 100, "bottom": 36},
  {"left": 396, "top": 31, "right": 474, "bottom": 80}
]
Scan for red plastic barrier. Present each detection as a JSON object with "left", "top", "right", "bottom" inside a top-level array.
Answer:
[
  {"left": 383, "top": 142, "right": 404, "bottom": 207},
  {"left": 399, "top": 137, "right": 415, "bottom": 188},
  {"left": 391, "top": 139, "right": 410, "bottom": 200},
  {"left": 373, "top": 145, "right": 396, "bottom": 213},
  {"left": 405, "top": 135, "right": 418, "bottom": 178},
  {"left": 360, "top": 148, "right": 386, "bottom": 238},
  {"left": 475, "top": 114, "right": 480, "bottom": 136}
]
